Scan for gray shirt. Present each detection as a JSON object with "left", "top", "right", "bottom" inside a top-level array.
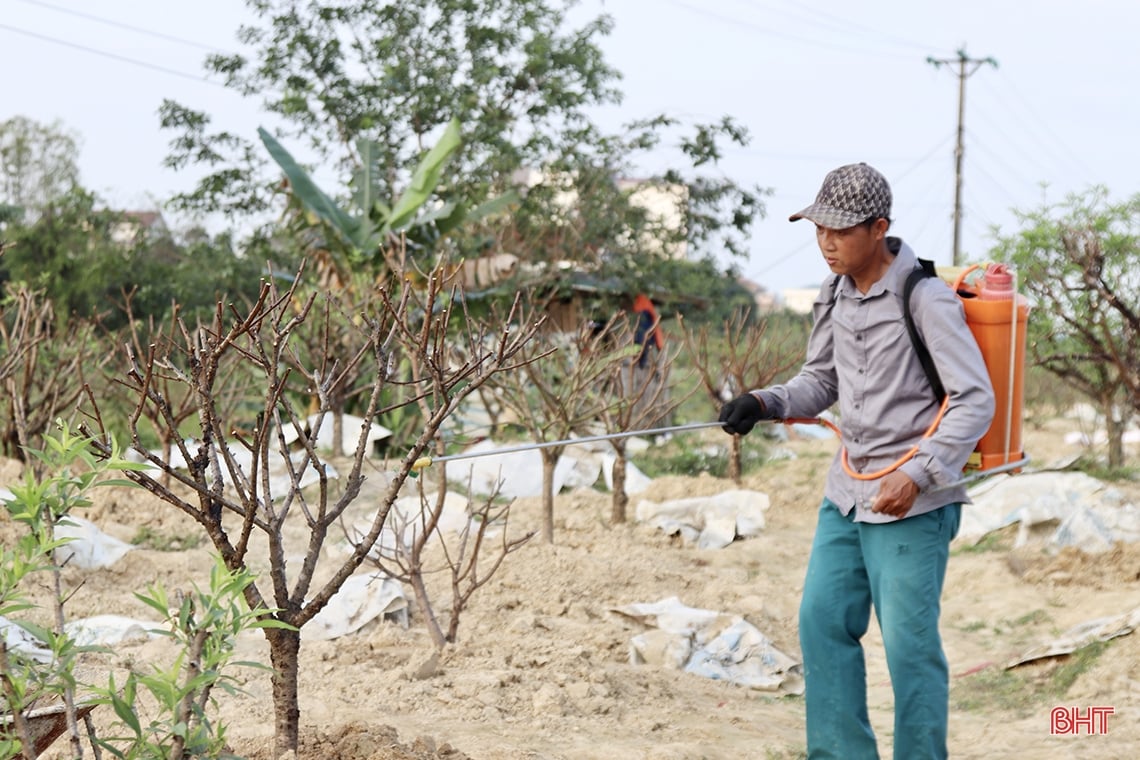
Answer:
[{"left": 756, "top": 239, "right": 995, "bottom": 523}]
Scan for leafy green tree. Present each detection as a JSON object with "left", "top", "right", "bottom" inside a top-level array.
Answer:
[
  {"left": 0, "top": 188, "right": 120, "bottom": 321},
  {"left": 993, "top": 187, "right": 1140, "bottom": 466},
  {"left": 164, "top": 0, "right": 619, "bottom": 206},
  {"left": 0, "top": 116, "right": 81, "bottom": 219},
  {"left": 1, "top": 188, "right": 264, "bottom": 330},
  {"left": 160, "top": 0, "right": 765, "bottom": 283}
]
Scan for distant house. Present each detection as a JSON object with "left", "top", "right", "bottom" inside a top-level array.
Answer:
[
  {"left": 735, "top": 275, "right": 778, "bottom": 314},
  {"left": 510, "top": 167, "right": 689, "bottom": 260},
  {"left": 110, "top": 210, "right": 168, "bottom": 247},
  {"left": 781, "top": 287, "right": 820, "bottom": 315},
  {"left": 615, "top": 177, "right": 689, "bottom": 260}
]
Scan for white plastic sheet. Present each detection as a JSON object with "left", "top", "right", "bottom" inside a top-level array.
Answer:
[
  {"left": 55, "top": 516, "right": 135, "bottom": 569},
  {"left": 634, "top": 489, "right": 770, "bottom": 549},
  {"left": 0, "top": 615, "right": 53, "bottom": 663},
  {"left": 278, "top": 413, "right": 392, "bottom": 456},
  {"left": 1007, "top": 606, "right": 1140, "bottom": 668},
  {"left": 306, "top": 572, "right": 408, "bottom": 641},
  {"left": 612, "top": 597, "right": 802, "bottom": 694},
  {"left": 956, "top": 471, "right": 1140, "bottom": 552},
  {"left": 65, "top": 615, "right": 160, "bottom": 646}
]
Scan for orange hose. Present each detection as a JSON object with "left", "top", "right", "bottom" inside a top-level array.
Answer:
[{"left": 784, "top": 395, "right": 950, "bottom": 481}]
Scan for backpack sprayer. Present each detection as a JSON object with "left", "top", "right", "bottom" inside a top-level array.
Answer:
[{"left": 413, "top": 261, "right": 1030, "bottom": 492}]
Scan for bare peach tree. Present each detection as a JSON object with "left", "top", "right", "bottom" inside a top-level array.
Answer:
[
  {"left": 347, "top": 283, "right": 539, "bottom": 650},
  {"left": 490, "top": 302, "right": 617, "bottom": 544},
  {"left": 678, "top": 308, "right": 807, "bottom": 484},
  {"left": 0, "top": 285, "right": 102, "bottom": 460},
  {"left": 357, "top": 473, "right": 535, "bottom": 650},
  {"left": 595, "top": 316, "right": 692, "bottom": 524},
  {"left": 83, "top": 267, "right": 538, "bottom": 757},
  {"left": 109, "top": 286, "right": 256, "bottom": 483}
]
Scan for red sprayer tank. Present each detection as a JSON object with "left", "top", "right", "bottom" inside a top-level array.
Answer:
[{"left": 953, "top": 263, "right": 1030, "bottom": 471}]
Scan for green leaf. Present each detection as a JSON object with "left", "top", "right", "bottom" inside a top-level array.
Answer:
[
  {"left": 467, "top": 189, "right": 520, "bottom": 222},
  {"left": 386, "top": 117, "right": 462, "bottom": 232},
  {"left": 352, "top": 138, "right": 381, "bottom": 245},
  {"left": 258, "top": 127, "right": 360, "bottom": 244},
  {"left": 135, "top": 588, "right": 171, "bottom": 617}
]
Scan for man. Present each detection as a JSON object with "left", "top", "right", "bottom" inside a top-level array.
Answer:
[
  {"left": 719, "top": 163, "right": 994, "bottom": 759},
  {"left": 631, "top": 293, "right": 664, "bottom": 369}
]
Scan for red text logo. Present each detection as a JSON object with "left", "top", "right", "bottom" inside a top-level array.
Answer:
[{"left": 1050, "top": 706, "right": 1114, "bottom": 735}]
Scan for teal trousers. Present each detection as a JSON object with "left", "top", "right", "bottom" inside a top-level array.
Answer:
[{"left": 798, "top": 499, "right": 961, "bottom": 760}]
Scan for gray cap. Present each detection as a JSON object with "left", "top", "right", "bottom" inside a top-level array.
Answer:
[{"left": 789, "top": 163, "right": 892, "bottom": 228}]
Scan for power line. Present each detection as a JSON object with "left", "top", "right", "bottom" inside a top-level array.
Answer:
[
  {"left": 741, "top": 0, "right": 940, "bottom": 57},
  {"left": 891, "top": 131, "right": 956, "bottom": 183},
  {"left": 975, "top": 72, "right": 1095, "bottom": 181},
  {"left": 663, "top": 0, "right": 918, "bottom": 61},
  {"left": 0, "top": 22, "right": 223, "bottom": 85},
  {"left": 12, "top": 0, "right": 224, "bottom": 52}
]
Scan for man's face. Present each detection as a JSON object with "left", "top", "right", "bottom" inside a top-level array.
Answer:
[{"left": 814, "top": 218, "right": 889, "bottom": 279}]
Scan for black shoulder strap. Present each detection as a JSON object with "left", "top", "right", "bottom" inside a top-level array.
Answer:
[
  {"left": 902, "top": 258, "right": 947, "bottom": 401},
  {"left": 826, "top": 274, "right": 841, "bottom": 307}
]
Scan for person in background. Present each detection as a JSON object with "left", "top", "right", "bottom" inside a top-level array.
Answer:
[
  {"left": 632, "top": 293, "right": 663, "bottom": 369},
  {"left": 718, "top": 163, "right": 994, "bottom": 759}
]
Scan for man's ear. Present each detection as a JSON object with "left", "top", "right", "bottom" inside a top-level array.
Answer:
[{"left": 872, "top": 217, "right": 890, "bottom": 240}]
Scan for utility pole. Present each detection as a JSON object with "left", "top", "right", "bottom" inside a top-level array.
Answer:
[{"left": 927, "top": 47, "right": 997, "bottom": 266}]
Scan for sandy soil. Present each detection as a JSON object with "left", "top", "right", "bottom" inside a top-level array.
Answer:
[{"left": 12, "top": 418, "right": 1140, "bottom": 760}]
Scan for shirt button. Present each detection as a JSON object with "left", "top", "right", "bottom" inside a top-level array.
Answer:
[{"left": 858, "top": 368, "right": 864, "bottom": 374}]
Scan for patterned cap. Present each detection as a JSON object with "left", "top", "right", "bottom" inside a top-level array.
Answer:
[{"left": 789, "top": 163, "right": 892, "bottom": 228}]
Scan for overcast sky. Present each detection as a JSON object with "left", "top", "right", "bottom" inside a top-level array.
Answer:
[{"left": 3, "top": 0, "right": 1136, "bottom": 295}]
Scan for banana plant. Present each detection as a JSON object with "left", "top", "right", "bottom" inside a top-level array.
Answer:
[{"left": 259, "top": 119, "right": 516, "bottom": 271}]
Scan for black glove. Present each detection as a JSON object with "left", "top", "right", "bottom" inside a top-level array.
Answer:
[{"left": 719, "top": 393, "right": 769, "bottom": 436}]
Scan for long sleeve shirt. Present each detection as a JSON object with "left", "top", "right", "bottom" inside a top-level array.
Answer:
[{"left": 755, "top": 239, "right": 995, "bottom": 523}]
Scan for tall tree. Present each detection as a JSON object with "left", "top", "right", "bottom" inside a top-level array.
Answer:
[
  {"left": 0, "top": 188, "right": 120, "bottom": 321},
  {"left": 162, "top": 0, "right": 621, "bottom": 221},
  {"left": 993, "top": 187, "right": 1140, "bottom": 467},
  {"left": 160, "top": 0, "right": 765, "bottom": 282},
  {"left": 0, "top": 116, "right": 81, "bottom": 218}
]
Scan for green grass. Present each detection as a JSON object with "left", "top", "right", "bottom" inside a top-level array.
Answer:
[
  {"left": 951, "top": 528, "right": 1014, "bottom": 555},
  {"left": 764, "top": 748, "right": 808, "bottom": 760},
  {"left": 953, "top": 665, "right": 1041, "bottom": 715},
  {"left": 131, "top": 526, "right": 204, "bottom": 552},
  {"left": 1011, "top": 609, "right": 1052, "bottom": 627},
  {"left": 630, "top": 436, "right": 768, "bottom": 479},
  {"left": 953, "top": 641, "right": 1113, "bottom": 715},
  {"left": 1051, "top": 640, "right": 1111, "bottom": 694},
  {"left": 1073, "top": 458, "right": 1140, "bottom": 483}
]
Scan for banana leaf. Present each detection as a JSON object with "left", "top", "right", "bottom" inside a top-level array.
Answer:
[
  {"left": 386, "top": 118, "right": 462, "bottom": 233},
  {"left": 259, "top": 127, "right": 360, "bottom": 244}
]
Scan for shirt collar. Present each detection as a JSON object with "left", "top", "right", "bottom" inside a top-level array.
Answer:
[{"left": 876, "top": 237, "right": 916, "bottom": 297}]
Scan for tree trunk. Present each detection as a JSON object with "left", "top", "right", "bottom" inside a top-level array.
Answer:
[
  {"left": 729, "top": 434, "right": 742, "bottom": 485},
  {"left": 610, "top": 442, "right": 629, "bottom": 524},
  {"left": 541, "top": 450, "right": 557, "bottom": 543},
  {"left": 409, "top": 560, "right": 447, "bottom": 649},
  {"left": 1105, "top": 406, "right": 1124, "bottom": 468},
  {"left": 266, "top": 626, "right": 302, "bottom": 758},
  {"left": 332, "top": 409, "right": 344, "bottom": 458}
]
